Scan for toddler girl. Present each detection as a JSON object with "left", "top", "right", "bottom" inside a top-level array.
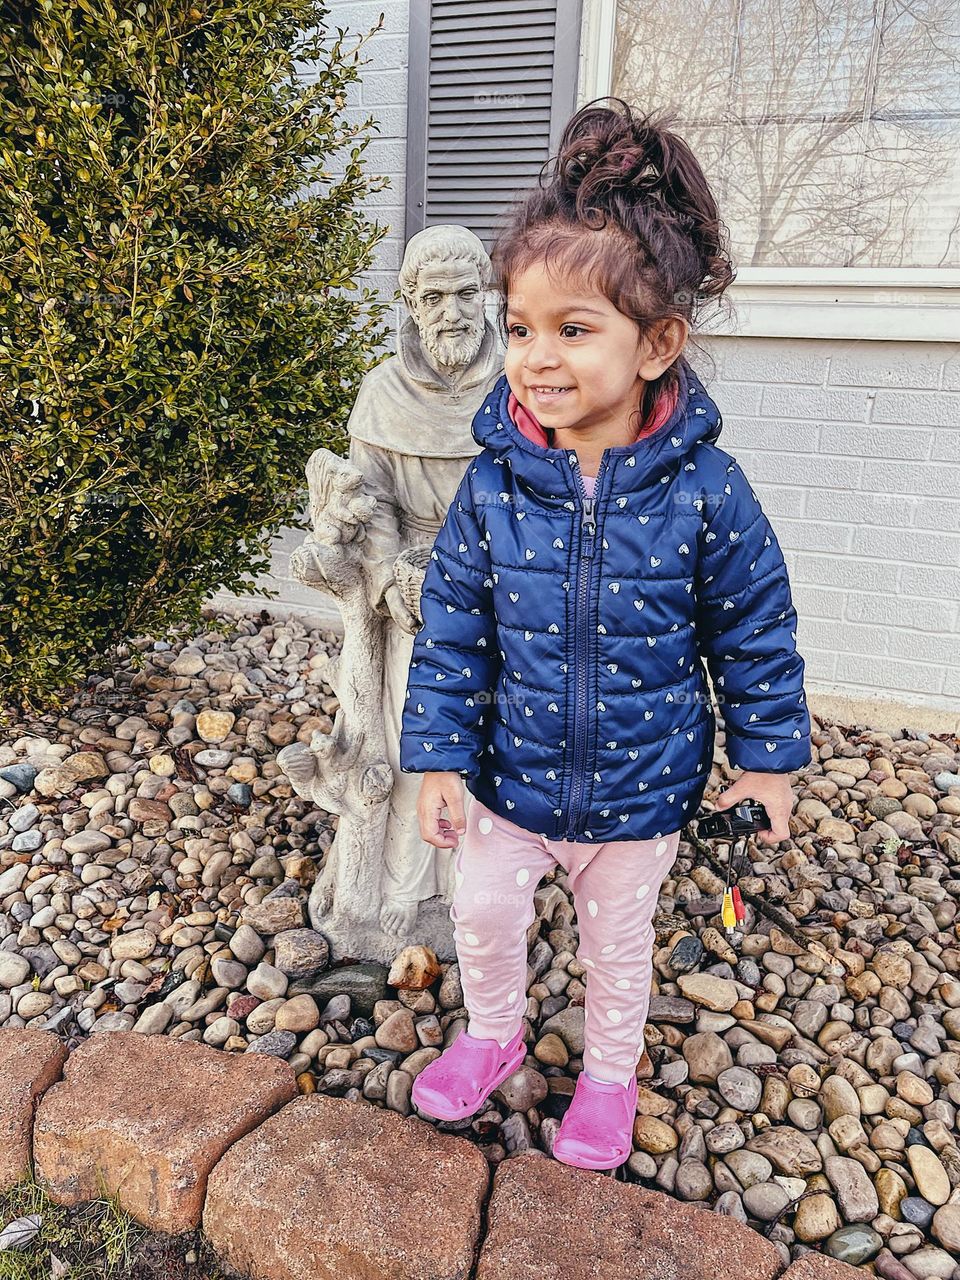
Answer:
[{"left": 398, "top": 97, "right": 811, "bottom": 1170}]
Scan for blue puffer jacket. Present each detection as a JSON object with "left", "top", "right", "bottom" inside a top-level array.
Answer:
[{"left": 399, "top": 358, "right": 811, "bottom": 843}]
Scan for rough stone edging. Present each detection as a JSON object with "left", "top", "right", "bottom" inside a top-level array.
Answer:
[{"left": 0, "top": 1026, "right": 870, "bottom": 1280}]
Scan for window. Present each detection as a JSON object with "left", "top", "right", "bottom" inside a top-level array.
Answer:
[{"left": 580, "top": 0, "right": 960, "bottom": 338}]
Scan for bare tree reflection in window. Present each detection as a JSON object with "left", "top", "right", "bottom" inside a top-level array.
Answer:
[{"left": 611, "top": 0, "right": 960, "bottom": 268}]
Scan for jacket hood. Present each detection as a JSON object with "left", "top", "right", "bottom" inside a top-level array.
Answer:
[{"left": 471, "top": 356, "right": 723, "bottom": 498}]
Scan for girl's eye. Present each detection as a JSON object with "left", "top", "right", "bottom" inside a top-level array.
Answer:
[{"left": 506, "top": 323, "right": 587, "bottom": 338}]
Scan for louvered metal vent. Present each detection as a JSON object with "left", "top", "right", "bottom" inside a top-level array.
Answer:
[{"left": 406, "top": 0, "right": 583, "bottom": 252}]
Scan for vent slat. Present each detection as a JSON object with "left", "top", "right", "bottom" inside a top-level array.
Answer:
[
  {"left": 433, "top": 0, "right": 557, "bottom": 15},
  {"left": 428, "top": 110, "right": 552, "bottom": 127},
  {"left": 429, "top": 84, "right": 553, "bottom": 99},
  {"left": 429, "top": 157, "right": 548, "bottom": 169},
  {"left": 431, "top": 56, "right": 554, "bottom": 75},
  {"left": 431, "top": 26, "right": 555, "bottom": 46},
  {"left": 430, "top": 177, "right": 545, "bottom": 192},
  {"left": 431, "top": 68, "right": 553, "bottom": 80},
  {"left": 427, "top": 195, "right": 535, "bottom": 209}
]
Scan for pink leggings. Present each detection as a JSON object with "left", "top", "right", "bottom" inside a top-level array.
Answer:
[{"left": 451, "top": 795, "right": 681, "bottom": 1085}]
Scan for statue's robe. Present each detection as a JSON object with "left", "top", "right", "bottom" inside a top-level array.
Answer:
[{"left": 346, "top": 315, "right": 504, "bottom": 906}]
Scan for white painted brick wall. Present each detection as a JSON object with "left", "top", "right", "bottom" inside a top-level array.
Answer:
[
  {"left": 211, "top": 1, "right": 960, "bottom": 715},
  {"left": 693, "top": 337, "right": 960, "bottom": 712}
]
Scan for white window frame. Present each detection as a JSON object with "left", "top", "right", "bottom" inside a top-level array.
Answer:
[{"left": 578, "top": 0, "right": 960, "bottom": 341}]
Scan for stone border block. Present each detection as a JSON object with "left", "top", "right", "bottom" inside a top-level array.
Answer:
[
  {"left": 33, "top": 1031, "right": 298, "bottom": 1234},
  {"left": 475, "top": 1154, "right": 786, "bottom": 1280},
  {"left": 0, "top": 1028, "right": 68, "bottom": 1189},
  {"left": 203, "top": 1093, "right": 490, "bottom": 1280}
]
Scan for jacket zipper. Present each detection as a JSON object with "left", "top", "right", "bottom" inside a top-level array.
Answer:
[{"left": 564, "top": 454, "right": 608, "bottom": 840}]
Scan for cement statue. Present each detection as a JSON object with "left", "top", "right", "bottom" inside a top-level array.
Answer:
[{"left": 278, "top": 225, "right": 504, "bottom": 963}]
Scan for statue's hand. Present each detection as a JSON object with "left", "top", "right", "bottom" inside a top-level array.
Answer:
[{"left": 383, "top": 582, "right": 421, "bottom": 635}]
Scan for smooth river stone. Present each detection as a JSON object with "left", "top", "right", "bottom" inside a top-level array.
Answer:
[
  {"left": 682, "top": 1031, "right": 733, "bottom": 1084},
  {"left": 676, "top": 973, "right": 739, "bottom": 1012},
  {"left": 821, "top": 1073, "right": 862, "bottom": 1123},
  {"left": 896, "top": 1070, "right": 933, "bottom": 1107},
  {"left": 704, "top": 1122, "right": 745, "bottom": 1155},
  {"left": 632, "top": 1116, "right": 678, "bottom": 1154},
  {"left": 787, "top": 1098, "right": 823, "bottom": 1131},
  {"left": 196, "top": 709, "right": 236, "bottom": 742},
  {"left": 745, "top": 1126, "right": 823, "bottom": 1177},
  {"left": 824, "top": 1155, "right": 880, "bottom": 1223},
  {"left": 875, "top": 1167, "right": 908, "bottom": 1218},
  {"left": 876, "top": 1250, "right": 927, "bottom": 1280},
  {"left": 110, "top": 930, "right": 157, "bottom": 961},
  {"left": 858, "top": 1084, "right": 891, "bottom": 1115},
  {"left": 900, "top": 1197, "right": 937, "bottom": 1230},
  {"left": 930, "top": 1204, "right": 960, "bottom": 1253},
  {"left": 899, "top": 1246, "right": 957, "bottom": 1280},
  {"left": 742, "top": 1182, "right": 791, "bottom": 1221},
  {"left": 724, "top": 1149, "right": 773, "bottom": 1189},
  {"left": 646, "top": 996, "right": 696, "bottom": 1024},
  {"left": 713, "top": 1190, "right": 749, "bottom": 1222},
  {"left": 674, "top": 1160, "right": 712, "bottom": 1201},
  {"left": 824, "top": 1224, "right": 883, "bottom": 1266},
  {"left": 717, "top": 1066, "right": 762, "bottom": 1113},
  {"left": 668, "top": 935, "right": 704, "bottom": 973},
  {"left": 906, "top": 1145, "right": 950, "bottom": 1207},
  {"left": 793, "top": 1190, "right": 842, "bottom": 1242}
]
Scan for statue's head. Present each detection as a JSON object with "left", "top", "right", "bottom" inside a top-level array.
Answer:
[{"left": 399, "top": 225, "right": 490, "bottom": 373}]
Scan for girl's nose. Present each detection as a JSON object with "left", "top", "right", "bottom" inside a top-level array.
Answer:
[{"left": 525, "top": 337, "right": 562, "bottom": 371}]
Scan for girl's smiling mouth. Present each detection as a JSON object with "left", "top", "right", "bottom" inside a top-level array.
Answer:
[{"left": 529, "top": 386, "right": 575, "bottom": 406}]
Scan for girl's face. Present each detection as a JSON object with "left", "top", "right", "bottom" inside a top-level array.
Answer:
[{"left": 504, "top": 260, "right": 687, "bottom": 450}]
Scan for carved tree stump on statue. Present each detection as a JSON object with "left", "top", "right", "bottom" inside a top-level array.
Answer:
[{"left": 277, "top": 447, "right": 457, "bottom": 964}]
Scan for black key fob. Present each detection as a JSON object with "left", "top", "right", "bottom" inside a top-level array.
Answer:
[{"left": 693, "top": 800, "right": 770, "bottom": 841}]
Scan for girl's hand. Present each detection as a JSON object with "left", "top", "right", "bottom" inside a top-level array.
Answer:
[
  {"left": 417, "top": 771, "right": 467, "bottom": 849},
  {"left": 713, "top": 771, "right": 797, "bottom": 845}
]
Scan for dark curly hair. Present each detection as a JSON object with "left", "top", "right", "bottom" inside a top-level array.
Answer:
[{"left": 490, "top": 97, "right": 736, "bottom": 438}]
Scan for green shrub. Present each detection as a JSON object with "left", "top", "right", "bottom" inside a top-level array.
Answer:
[{"left": 0, "top": 0, "right": 394, "bottom": 713}]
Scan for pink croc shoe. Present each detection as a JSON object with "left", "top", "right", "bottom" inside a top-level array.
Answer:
[
  {"left": 552, "top": 1070, "right": 638, "bottom": 1170},
  {"left": 411, "top": 1026, "right": 527, "bottom": 1122}
]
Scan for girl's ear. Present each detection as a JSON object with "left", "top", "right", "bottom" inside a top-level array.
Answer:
[{"left": 638, "top": 317, "right": 690, "bottom": 379}]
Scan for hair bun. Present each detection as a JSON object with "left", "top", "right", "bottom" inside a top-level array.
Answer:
[
  {"left": 612, "top": 143, "right": 663, "bottom": 191},
  {"left": 555, "top": 103, "right": 677, "bottom": 213},
  {"left": 561, "top": 137, "right": 608, "bottom": 191}
]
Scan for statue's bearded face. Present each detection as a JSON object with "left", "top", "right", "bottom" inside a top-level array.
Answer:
[{"left": 412, "top": 263, "right": 486, "bottom": 370}]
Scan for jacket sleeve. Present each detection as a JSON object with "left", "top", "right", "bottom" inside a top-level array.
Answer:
[
  {"left": 399, "top": 465, "right": 500, "bottom": 778},
  {"left": 694, "top": 456, "right": 812, "bottom": 774}
]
